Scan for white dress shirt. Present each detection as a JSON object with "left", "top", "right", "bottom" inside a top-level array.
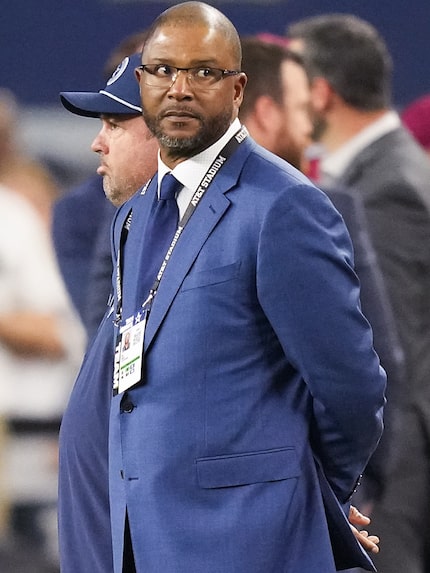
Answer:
[{"left": 156, "top": 118, "right": 242, "bottom": 219}]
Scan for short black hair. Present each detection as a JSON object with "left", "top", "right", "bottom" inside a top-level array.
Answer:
[
  {"left": 143, "top": 1, "right": 242, "bottom": 69},
  {"left": 287, "top": 14, "right": 392, "bottom": 110}
]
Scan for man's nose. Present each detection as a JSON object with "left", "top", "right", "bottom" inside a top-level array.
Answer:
[
  {"left": 91, "top": 132, "right": 107, "bottom": 154},
  {"left": 167, "top": 69, "right": 193, "bottom": 98}
]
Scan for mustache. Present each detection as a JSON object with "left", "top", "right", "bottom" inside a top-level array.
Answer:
[{"left": 157, "top": 106, "right": 203, "bottom": 121}]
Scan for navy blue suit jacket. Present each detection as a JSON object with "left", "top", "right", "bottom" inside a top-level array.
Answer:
[
  {"left": 58, "top": 309, "right": 115, "bottom": 573},
  {"left": 52, "top": 175, "right": 116, "bottom": 339}
]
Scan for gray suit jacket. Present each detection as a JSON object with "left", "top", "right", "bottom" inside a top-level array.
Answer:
[
  {"left": 324, "top": 185, "right": 404, "bottom": 501},
  {"left": 338, "top": 127, "right": 430, "bottom": 412}
]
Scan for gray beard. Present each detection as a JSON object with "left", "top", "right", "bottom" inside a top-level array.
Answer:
[
  {"left": 156, "top": 132, "right": 209, "bottom": 160},
  {"left": 144, "top": 108, "right": 233, "bottom": 161}
]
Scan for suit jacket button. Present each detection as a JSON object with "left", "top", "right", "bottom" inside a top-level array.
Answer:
[{"left": 121, "top": 400, "right": 135, "bottom": 413}]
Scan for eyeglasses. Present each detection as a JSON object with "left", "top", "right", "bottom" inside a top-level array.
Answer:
[{"left": 136, "top": 64, "right": 241, "bottom": 89}]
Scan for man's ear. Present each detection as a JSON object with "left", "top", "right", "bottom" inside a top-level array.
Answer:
[
  {"left": 310, "top": 77, "right": 334, "bottom": 112},
  {"left": 234, "top": 72, "right": 248, "bottom": 108},
  {"left": 253, "top": 95, "right": 282, "bottom": 133}
]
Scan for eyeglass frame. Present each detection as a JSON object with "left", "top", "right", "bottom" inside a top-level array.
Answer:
[{"left": 136, "top": 64, "right": 242, "bottom": 89}]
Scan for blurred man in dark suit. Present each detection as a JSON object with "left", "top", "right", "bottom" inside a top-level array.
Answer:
[{"left": 287, "top": 14, "right": 430, "bottom": 573}]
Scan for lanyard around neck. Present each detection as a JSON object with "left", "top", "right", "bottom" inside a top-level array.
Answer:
[{"left": 114, "top": 125, "right": 248, "bottom": 325}]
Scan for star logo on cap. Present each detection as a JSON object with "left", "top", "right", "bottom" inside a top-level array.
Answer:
[{"left": 107, "top": 57, "right": 129, "bottom": 86}]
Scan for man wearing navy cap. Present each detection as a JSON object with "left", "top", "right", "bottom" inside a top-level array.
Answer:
[
  {"left": 56, "top": 52, "right": 158, "bottom": 573},
  {"left": 61, "top": 55, "right": 143, "bottom": 119},
  {"left": 53, "top": 53, "right": 158, "bottom": 337},
  {"left": 61, "top": 53, "right": 158, "bottom": 210}
]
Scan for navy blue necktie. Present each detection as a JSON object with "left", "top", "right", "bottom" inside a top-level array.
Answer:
[{"left": 138, "top": 173, "right": 181, "bottom": 302}]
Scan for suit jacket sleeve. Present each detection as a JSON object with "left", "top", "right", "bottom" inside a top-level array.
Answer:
[{"left": 257, "top": 182, "right": 386, "bottom": 503}]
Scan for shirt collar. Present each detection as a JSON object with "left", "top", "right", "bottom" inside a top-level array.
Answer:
[
  {"left": 321, "top": 110, "right": 401, "bottom": 181},
  {"left": 157, "top": 118, "right": 242, "bottom": 196}
]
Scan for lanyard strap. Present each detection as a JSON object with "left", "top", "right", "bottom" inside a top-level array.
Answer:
[
  {"left": 114, "top": 209, "right": 132, "bottom": 325},
  {"left": 115, "top": 125, "right": 248, "bottom": 324}
]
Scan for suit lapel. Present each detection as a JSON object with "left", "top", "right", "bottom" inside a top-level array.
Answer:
[
  {"left": 121, "top": 177, "right": 158, "bottom": 320},
  {"left": 143, "top": 179, "right": 229, "bottom": 350},
  {"left": 143, "top": 140, "right": 252, "bottom": 350}
]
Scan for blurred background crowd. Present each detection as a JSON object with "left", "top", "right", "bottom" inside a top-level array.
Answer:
[{"left": 1, "top": 0, "right": 430, "bottom": 572}]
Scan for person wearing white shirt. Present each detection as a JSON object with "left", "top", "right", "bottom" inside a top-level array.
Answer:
[{"left": 0, "top": 184, "right": 85, "bottom": 565}]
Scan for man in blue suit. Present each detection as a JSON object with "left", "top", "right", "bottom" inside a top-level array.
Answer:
[
  {"left": 57, "top": 53, "right": 158, "bottom": 573},
  {"left": 109, "top": 3, "right": 386, "bottom": 572}
]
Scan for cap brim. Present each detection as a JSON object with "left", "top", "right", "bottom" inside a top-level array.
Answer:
[{"left": 60, "top": 91, "right": 141, "bottom": 118}]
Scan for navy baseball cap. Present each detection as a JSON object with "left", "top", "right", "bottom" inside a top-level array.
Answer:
[{"left": 60, "top": 53, "right": 142, "bottom": 118}]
